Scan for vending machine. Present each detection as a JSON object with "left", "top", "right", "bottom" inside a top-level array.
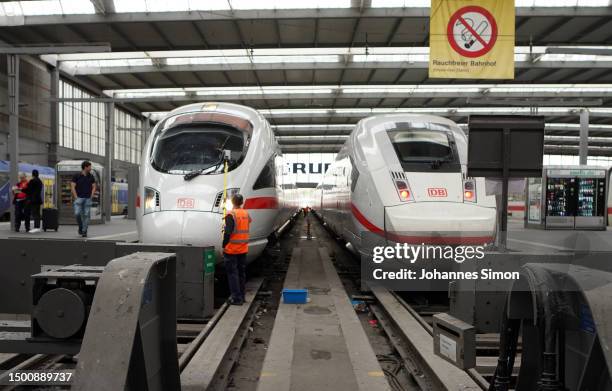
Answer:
[{"left": 543, "top": 166, "right": 607, "bottom": 230}]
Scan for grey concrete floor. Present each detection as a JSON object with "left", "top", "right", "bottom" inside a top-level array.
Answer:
[{"left": 0, "top": 215, "right": 138, "bottom": 242}]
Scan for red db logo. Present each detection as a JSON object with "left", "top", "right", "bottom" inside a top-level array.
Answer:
[
  {"left": 427, "top": 188, "right": 448, "bottom": 197},
  {"left": 177, "top": 198, "right": 195, "bottom": 209}
]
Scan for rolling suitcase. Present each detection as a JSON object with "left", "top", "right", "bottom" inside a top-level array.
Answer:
[{"left": 42, "top": 208, "right": 59, "bottom": 232}]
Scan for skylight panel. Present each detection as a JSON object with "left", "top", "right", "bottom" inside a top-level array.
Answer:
[
  {"left": 371, "top": 0, "right": 430, "bottom": 7},
  {"left": 515, "top": 0, "right": 610, "bottom": 5},
  {"left": 0, "top": 0, "right": 95, "bottom": 16},
  {"left": 113, "top": 0, "right": 230, "bottom": 12},
  {"left": 228, "top": 0, "right": 351, "bottom": 9},
  {"left": 113, "top": 0, "right": 348, "bottom": 12}
]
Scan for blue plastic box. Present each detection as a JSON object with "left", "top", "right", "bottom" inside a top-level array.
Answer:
[{"left": 282, "top": 288, "right": 308, "bottom": 304}]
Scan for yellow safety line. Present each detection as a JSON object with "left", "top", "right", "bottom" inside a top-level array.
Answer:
[{"left": 221, "top": 159, "right": 229, "bottom": 236}]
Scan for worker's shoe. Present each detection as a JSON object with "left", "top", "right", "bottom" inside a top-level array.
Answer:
[{"left": 229, "top": 298, "right": 244, "bottom": 306}]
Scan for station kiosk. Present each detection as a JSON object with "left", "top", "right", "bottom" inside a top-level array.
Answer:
[
  {"left": 56, "top": 160, "right": 105, "bottom": 225},
  {"left": 525, "top": 166, "right": 608, "bottom": 230}
]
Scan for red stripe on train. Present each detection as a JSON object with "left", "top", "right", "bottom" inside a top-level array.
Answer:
[
  {"left": 244, "top": 196, "right": 279, "bottom": 209},
  {"left": 350, "top": 203, "right": 493, "bottom": 245}
]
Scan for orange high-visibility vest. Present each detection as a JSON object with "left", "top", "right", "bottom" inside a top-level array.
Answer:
[{"left": 224, "top": 208, "right": 250, "bottom": 254}]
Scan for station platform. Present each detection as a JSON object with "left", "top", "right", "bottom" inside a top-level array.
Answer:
[
  {"left": 0, "top": 216, "right": 138, "bottom": 242},
  {"left": 257, "top": 243, "right": 390, "bottom": 391},
  {"left": 507, "top": 221, "right": 612, "bottom": 252}
]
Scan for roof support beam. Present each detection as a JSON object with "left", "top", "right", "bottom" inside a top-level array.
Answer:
[
  {"left": 90, "top": 0, "right": 115, "bottom": 14},
  {"left": 5, "top": 7, "right": 612, "bottom": 26}
]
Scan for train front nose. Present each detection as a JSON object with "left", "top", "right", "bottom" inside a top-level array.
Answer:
[
  {"left": 384, "top": 202, "right": 496, "bottom": 244},
  {"left": 140, "top": 211, "right": 224, "bottom": 252}
]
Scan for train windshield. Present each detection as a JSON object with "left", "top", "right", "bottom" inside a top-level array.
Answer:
[
  {"left": 387, "top": 125, "right": 460, "bottom": 172},
  {"left": 150, "top": 124, "right": 246, "bottom": 175}
]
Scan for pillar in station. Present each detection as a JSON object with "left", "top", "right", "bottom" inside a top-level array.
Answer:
[
  {"left": 127, "top": 164, "right": 139, "bottom": 220},
  {"left": 104, "top": 102, "right": 115, "bottom": 222},
  {"left": 8, "top": 54, "right": 19, "bottom": 229},
  {"left": 579, "top": 108, "right": 589, "bottom": 166},
  {"left": 48, "top": 67, "right": 60, "bottom": 167},
  {"left": 142, "top": 117, "right": 151, "bottom": 148}
]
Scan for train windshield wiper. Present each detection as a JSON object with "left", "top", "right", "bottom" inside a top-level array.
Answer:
[
  {"left": 430, "top": 155, "right": 453, "bottom": 169},
  {"left": 183, "top": 161, "right": 224, "bottom": 181},
  {"left": 183, "top": 137, "right": 233, "bottom": 181}
]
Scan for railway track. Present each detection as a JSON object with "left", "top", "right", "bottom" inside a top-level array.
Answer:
[{"left": 0, "top": 214, "right": 518, "bottom": 391}]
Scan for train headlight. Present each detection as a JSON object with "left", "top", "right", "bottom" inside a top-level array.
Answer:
[
  {"left": 394, "top": 180, "right": 414, "bottom": 202},
  {"left": 463, "top": 179, "right": 477, "bottom": 203},
  {"left": 144, "top": 187, "right": 161, "bottom": 214},
  {"left": 213, "top": 188, "right": 240, "bottom": 213}
]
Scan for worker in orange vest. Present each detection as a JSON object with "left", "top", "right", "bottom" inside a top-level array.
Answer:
[{"left": 223, "top": 194, "right": 251, "bottom": 305}]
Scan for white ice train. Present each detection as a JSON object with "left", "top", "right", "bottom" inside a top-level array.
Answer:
[
  {"left": 137, "top": 102, "right": 297, "bottom": 261},
  {"left": 317, "top": 114, "right": 497, "bottom": 253}
]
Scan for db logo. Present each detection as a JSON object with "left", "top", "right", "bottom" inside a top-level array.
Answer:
[
  {"left": 177, "top": 198, "right": 195, "bottom": 209},
  {"left": 427, "top": 188, "right": 448, "bottom": 197}
]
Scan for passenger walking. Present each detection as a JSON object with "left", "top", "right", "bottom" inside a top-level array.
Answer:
[
  {"left": 27, "top": 169, "right": 43, "bottom": 233},
  {"left": 71, "top": 161, "right": 97, "bottom": 238},
  {"left": 223, "top": 194, "right": 251, "bottom": 305},
  {"left": 12, "top": 173, "right": 30, "bottom": 232}
]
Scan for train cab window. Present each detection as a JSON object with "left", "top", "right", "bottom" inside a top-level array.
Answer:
[
  {"left": 387, "top": 126, "right": 460, "bottom": 172},
  {"left": 253, "top": 158, "right": 276, "bottom": 190},
  {"left": 150, "top": 124, "right": 246, "bottom": 175}
]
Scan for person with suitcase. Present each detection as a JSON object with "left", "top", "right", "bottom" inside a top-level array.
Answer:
[
  {"left": 71, "top": 161, "right": 97, "bottom": 238},
  {"left": 12, "top": 173, "right": 30, "bottom": 233},
  {"left": 27, "top": 169, "right": 43, "bottom": 233}
]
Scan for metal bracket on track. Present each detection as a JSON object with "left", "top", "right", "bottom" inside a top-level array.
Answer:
[{"left": 72, "top": 252, "right": 180, "bottom": 391}]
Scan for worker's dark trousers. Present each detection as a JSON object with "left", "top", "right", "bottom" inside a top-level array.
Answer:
[
  {"left": 14, "top": 201, "right": 30, "bottom": 232},
  {"left": 223, "top": 252, "right": 247, "bottom": 302},
  {"left": 30, "top": 203, "right": 41, "bottom": 229}
]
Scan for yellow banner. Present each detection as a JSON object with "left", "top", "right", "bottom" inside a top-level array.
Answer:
[{"left": 429, "top": 0, "right": 515, "bottom": 79}]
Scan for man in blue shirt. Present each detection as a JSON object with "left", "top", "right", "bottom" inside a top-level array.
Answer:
[{"left": 71, "top": 161, "right": 97, "bottom": 237}]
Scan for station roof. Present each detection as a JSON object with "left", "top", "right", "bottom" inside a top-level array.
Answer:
[{"left": 3, "top": 0, "right": 612, "bottom": 153}]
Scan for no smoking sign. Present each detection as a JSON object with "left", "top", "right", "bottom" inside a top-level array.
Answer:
[{"left": 447, "top": 6, "right": 498, "bottom": 58}]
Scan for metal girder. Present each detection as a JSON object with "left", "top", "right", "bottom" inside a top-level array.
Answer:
[
  {"left": 580, "top": 108, "right": 589, "bottom": 164},
  {"left": 280, "top": 144, "right": 342, "bottom": 153},
  {"left": 259, "top": 108, "right": 612, "bottom": 120},
  {"left": 48, "top": 67, "right": 59, "bottom": 166},
  {"left": 546, "top": 47, "right": 612, "bottom": 56},
  {"left": 90, "top": 0, "right": 115, "bottom": 14},
  {"left": 104, "top": 102, "right": 114, "bottom": 222},
  {"left": 271, "top": 123, "right": 612, "bottom": 137},
  {"left": 7, "top": 54, "right": 18, "bottom": 230},
  {"left": 0, "top": 44, "right": 110, "bottom": 54},
  {"left": 57, "top": 90, "right": 612, "bottom": 104},
  {"left": 281, "top": 144, "right": 612, "bottom": 154},
  {"left": 273, "top": 124, "right": 354, "bottom": 136},
  {"left": 61, "top": 58, "right": 612, "bottom": 76},
  {"left": 2, "top": 7, "right": 612, "bottom": 27},
  {"left": 277, "top": 137, "right": 347, "bottom": 145}
]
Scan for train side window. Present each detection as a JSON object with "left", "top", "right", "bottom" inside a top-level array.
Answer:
[{"left": 253, "top": 158, "right": 276, "bottom": 190}]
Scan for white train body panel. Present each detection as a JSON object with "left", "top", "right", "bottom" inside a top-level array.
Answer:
[
  {"left": 319, "top": 114, "right": 496, "bottom": 252},
  {"left": 137, "top": 102, "right": 296, "bottom": 262}
]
